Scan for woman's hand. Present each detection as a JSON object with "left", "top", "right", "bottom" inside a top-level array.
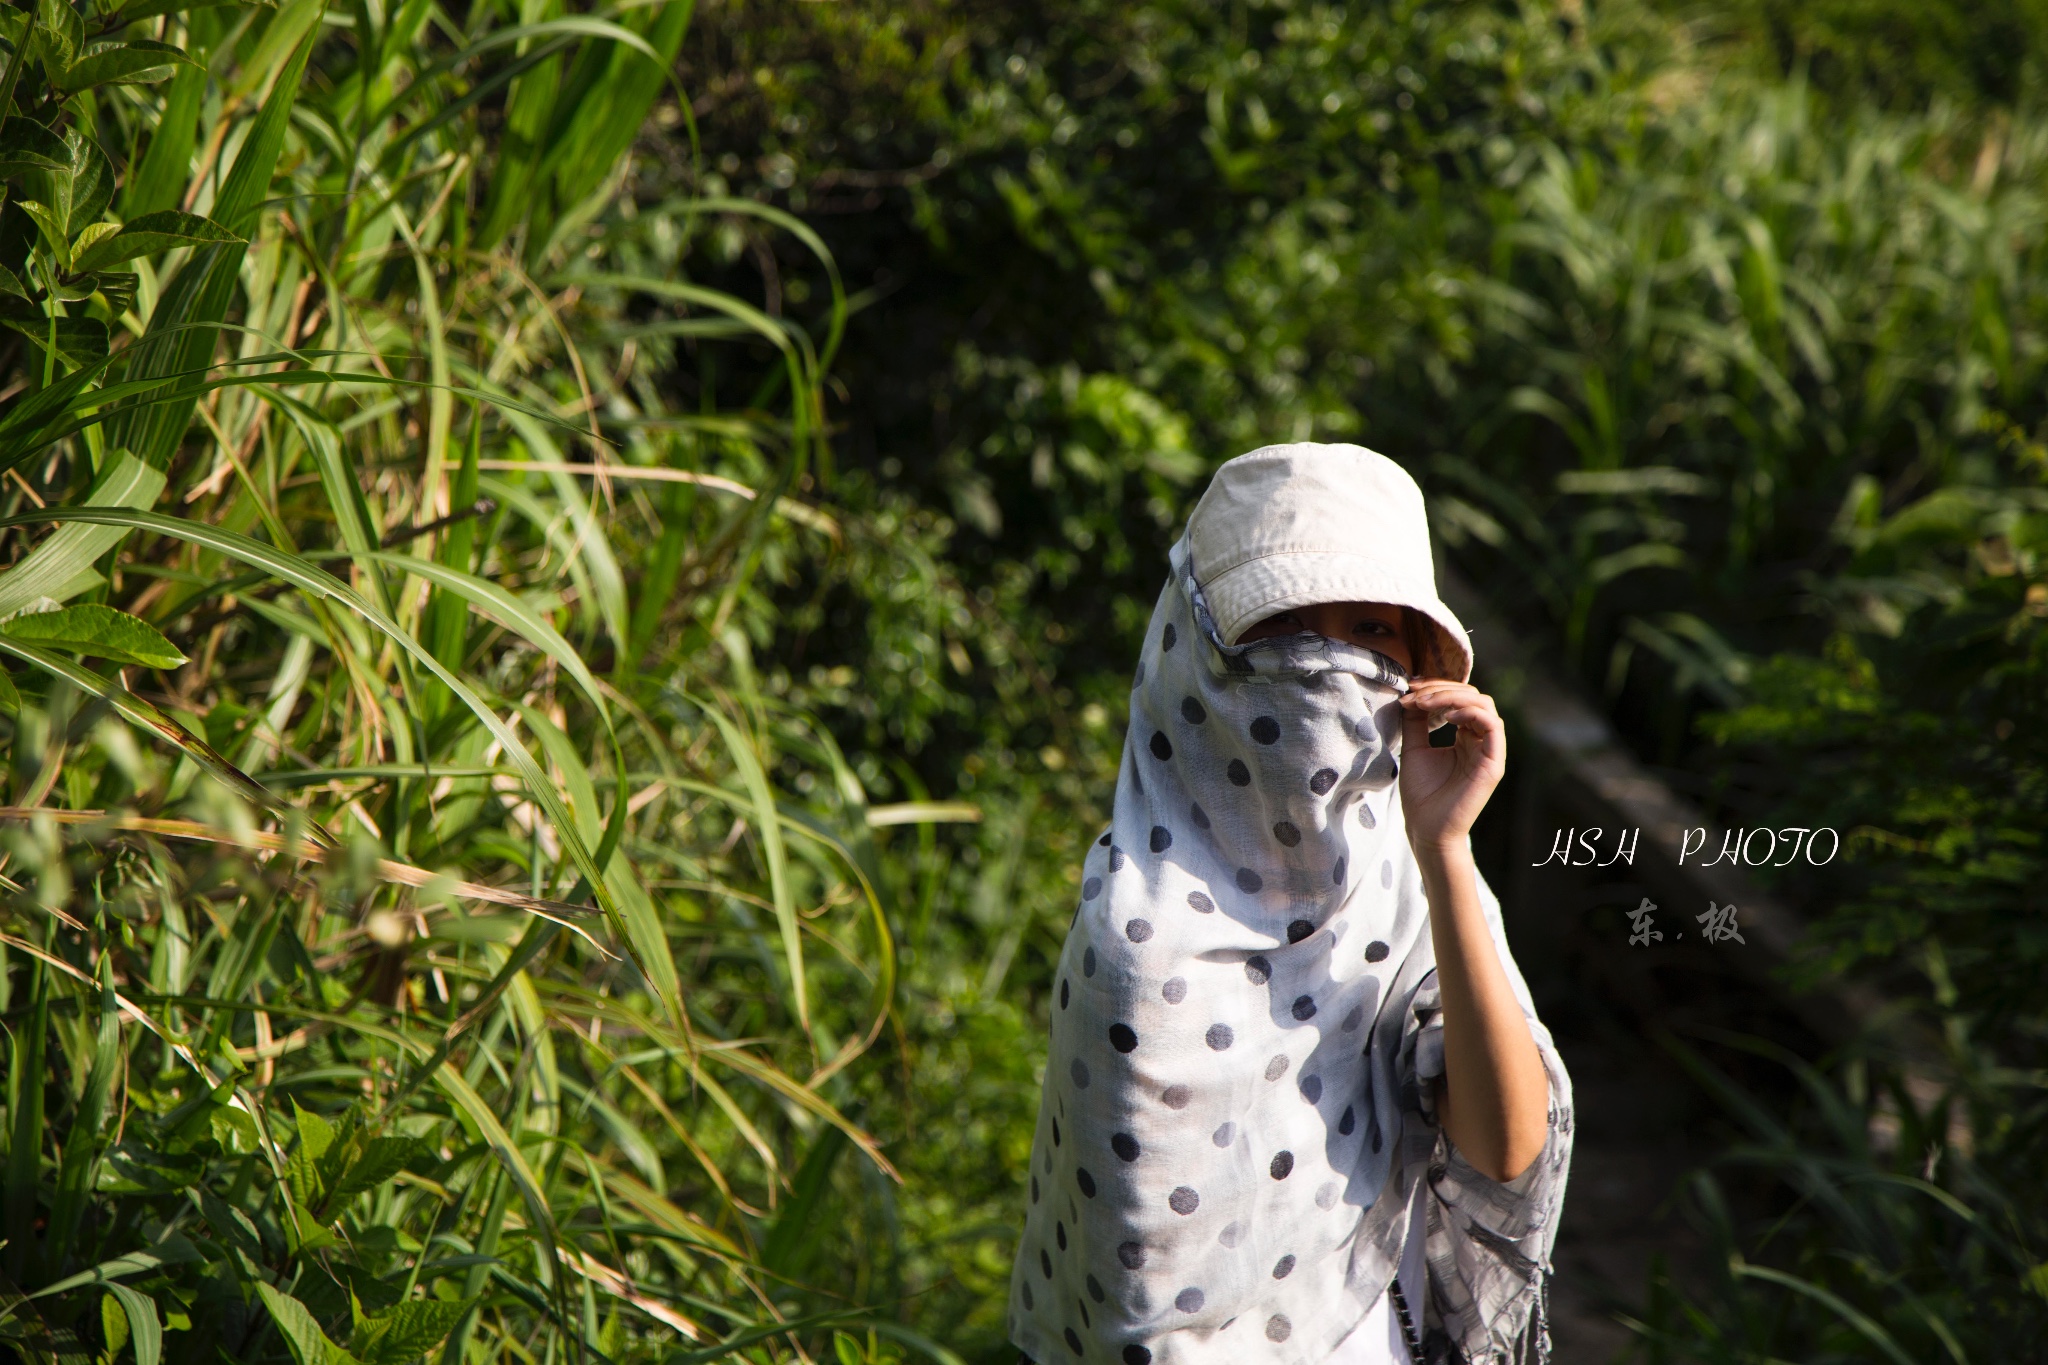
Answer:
[{"left": 1396, "top": 679, "right": 1505, "bottom": 854}]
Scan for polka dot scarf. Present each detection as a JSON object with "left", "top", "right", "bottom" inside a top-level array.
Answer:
[{"left": 1009, "top": 534, "right": 1574, "bottom": 1365}]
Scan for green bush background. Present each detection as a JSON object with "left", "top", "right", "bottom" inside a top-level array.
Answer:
[{"left": 0, "top": 0, "right": 2040, "bottom": 1361}]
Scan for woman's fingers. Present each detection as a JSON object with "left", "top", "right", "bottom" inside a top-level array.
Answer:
[{"left": 1400, "top": 682, "right": 1499, "bottom": 733}]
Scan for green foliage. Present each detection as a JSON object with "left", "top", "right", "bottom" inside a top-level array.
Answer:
[
  {"left": 0, "top": 0, "right": 961, "bottom": 1362},
  {"left": 675, "top": 0, "right": 2048, "bottom": 1355}
]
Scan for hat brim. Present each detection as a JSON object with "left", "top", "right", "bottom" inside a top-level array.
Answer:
[{"left": 1202, "top": 551, "right": 1474, "bottom": 682}]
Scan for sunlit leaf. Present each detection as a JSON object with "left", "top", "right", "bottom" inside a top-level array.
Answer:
[
  {"left": 0, "top": 604, "right": 187, "bottom": 669},
  {"left": 73, "top": 210, "right": 242, "bottom": 273}
]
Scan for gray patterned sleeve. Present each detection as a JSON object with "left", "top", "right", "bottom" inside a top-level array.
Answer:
[{"left": 1404, "top": 867, "right": 1575, "bottom": 1364}]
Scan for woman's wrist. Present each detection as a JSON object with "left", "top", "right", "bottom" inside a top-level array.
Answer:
[{"left": 1411, "top": 831, "right": 1476, "bottom": 875}]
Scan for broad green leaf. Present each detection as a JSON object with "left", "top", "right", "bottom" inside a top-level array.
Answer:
[
  {"left": 101, "top": 1294, "right": 130, "bottom": 1357},
  {"left": 0, "top": 604, "right": 186, "bottom": 669},
  {"left": 33, "top": 0, "right": 81, "bottom": 82},
  {"left": 348, "top": 1298, "right": 473, "bottom": 1365},
  {"left": 0, "top": 452, "right": 164, "bottom": 617},
  {"left": 14, "top": 199, "right": 71, "bottom": 266},
  {"left": 63, "top": 131, "right": 114, "bottom": 237},
  {"left": 74, "top": 210, "right": 243, "bottom": 273},
  {"left": 0, "top": 670, "right": 17, "bottom": 713},
  {"left": 285, "top": 1099, "right": 337, "bottom": 1208},
  {"left": 103, "top": 1284, "right": 161, "bottom": 1365},
  {"left": 0, "top": 118, "right": 71, "bottom": 174},
  {"left": 54, "top": 39, "right": 196, "bottom": 94},
  {"left": 0, "top": 315, "right": 110, "bottom": 367},
  {"left": 0, "top": 264, "right": 26, "bottom": 299},
  {"left": 325, "top": 1135, "right": 422, "bottom": 1210},
  {"left": 255, "top": 1283, "right": 352, "bottom": 1365}
]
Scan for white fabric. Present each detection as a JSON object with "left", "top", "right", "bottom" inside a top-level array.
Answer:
[
  {"left": 1324, "top": 1186, "right": 1426, "bottom": 1364},
  {"left": 1184, "top": 442, "right": 1473, "bottom": 683},
  {"left": 1007, "top": 505, "right": 1572, "bottom": 1365}
]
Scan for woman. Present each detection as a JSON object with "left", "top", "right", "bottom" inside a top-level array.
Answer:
[{"left": 1009, "top": 442, "right": 1573, "bottom": 1364}]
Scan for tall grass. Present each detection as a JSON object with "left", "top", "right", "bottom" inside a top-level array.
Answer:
[{"left": 0, "top": 2, "right": 949, "bottom": 1363}]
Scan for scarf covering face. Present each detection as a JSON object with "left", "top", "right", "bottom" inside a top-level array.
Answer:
[{"left": 1008, "top": 535, "right": 1574, "bottom": 1365}]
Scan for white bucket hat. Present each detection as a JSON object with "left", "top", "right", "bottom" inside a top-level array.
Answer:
[{"left": 1183, "top": 441, "right": 1474, "bottom": 681}]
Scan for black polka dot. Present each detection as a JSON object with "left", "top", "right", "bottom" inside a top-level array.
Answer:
[
  {"left": 1264, "top": 1054, "right": 1290, "bottom": 1082},
  {"left": 1169, "top": 1186, "right": 1200, "bottom": 1215},
  {"left": 1244, "top": 956, "right": 1271, "bottom": 985},
  {"left": 1270, "top": 1150, "right": 1295, "bottom": 1180},
  {"left": 1272, "top": 820, "right": 1301, "bottom": 847},
  {"left": 1083, "top": 877, "right": 1103, "bottom": 900},
  {"left": 1161, "top": 1084, "right": 1192, "bottom": 1109},
  {"left": 1052, "top": 1118, "right": 1061, "bottom": 1146},
  {"left": 1065, "top": 1327, "right": 1083, "bottom": 1353},
  {"left": 1061, "top": 980, "right": 1071, "bottom": 1009},
  {"left": 1118, "top": 1241, "right": 1145, "bottom": 1270},
  {"left": 1250, "top": 716, "right": 1281, "bottom": 744},
  {"left": 1309, "top": 768, "right": 1339, "bottom": 795},
  {"left": 1286, "top": 919, "right": 1314, "bottom": 944},
  {"left": 1112, "top": 1133, "right": 1140, "bottom": 1162},
  {"left": 1162, "top": 976, "right": 1187, "bottom": 1003},
  {"left": 1189, "top": 802, "right": 1210, "bottom": 830},
  {"left": 1213, "top": 1122, "right": 1235, "bottom": 1147},
  {"left": 1339, "top": 1105, "right": 1356, "bottom": 1135},
  {"left": 1205, "top": 1023, "right": 1234, "bottom": 1050},
  {"left": 1125, "top": 918, "right": 1154, "bottom": 943},
  {"left": 1110, "top": 846, "right": 1127, "bottom": 872},
  {"left": 1041, "top": 1249, "right": 1053, "bottom": 1278},
  {"left": 1365, "top": 940, "right": 1390, "bottom": 963},
  {"left": 1022, "top": 1282, "right": 1034, "bottom": 1310},
  {"left": 1187, "top": 891, "right": 1216, "bottom": 914},
  {"left": 1057, "top": 1221, "right": 1067, "bottom": 1250},
  {"left": 1162, "top": 623, "right": 1177, "bottom": 651},
  {"left": 1084, "top": 947, "right": 1098, "bottom": 975},
  {"left": 1272, "top": 1254, "right": 1296, "bottom": 1279},
  {"left": 1071, "top": 1058, "right": 1091, "bottom": 1088},
  {"left": 1032, "top": 1175, "right": 1040, "bottom": 1202},
  {"left": 1265, "top": 1314, "right": 1292, "bottom": 1342},
  {"left": 1122, "top": 1348, "right": 1151, "bottom": 1365},
  {"left": 1226, "top": 759, "right": 1251, "bottom": 786},
  {"left": 1175, "top": 1288, "right": 1204, "bottom": 1313},
  {"left": 1077, "top": 1168, "right": 1096, "bottom": 1197},
  {"left": 1181, "top": 696, "right": 1206, "bottom": 724},
  {"left": 1088, "top": 1274, "right": 1106, "bottom": 1303},
  {"left": 1236, "top": 867, "right": 1263, "bottom": 893},
  {"left": 1358, "top": 802, "right": 1377, "bottom": 830},
  {"left": 1341, "top": 1005, "right": 1363, "bottom": 1031},
  {"left": 1291, "top": 994, "right": 1317, "bottom": 1021},
  {"left": 1150, "top": 731, "right": 1173, "bottom": 761},
  {"left": 1149, "top": 825, "right": 1172, "bottom": 854},
  {"left": 1300, "top": 1074, "right": 1323, "bottom": 1103},
  {"left": 1109, "top": 1023, "right": 1138, "bottom": 1052},
  {"left": 1099, "top": 830, "right": 1113, "bottom": 846},
  {"left": 1332, "top": 856, "right": 1347, "bottom": 885}
]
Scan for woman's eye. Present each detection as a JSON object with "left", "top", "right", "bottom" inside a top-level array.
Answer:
[{"left": 1354, "top": 620, "right": 1391, "bottom": 636}]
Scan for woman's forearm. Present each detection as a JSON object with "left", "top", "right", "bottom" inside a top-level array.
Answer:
[{"left": 1416, "top": 840, "right": 1549, "bottom": 1183}]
